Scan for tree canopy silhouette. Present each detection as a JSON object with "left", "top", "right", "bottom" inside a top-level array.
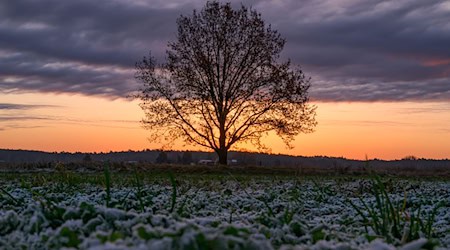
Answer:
[{"left": 135, "top": 1, "right": 316, "bottom": 165}]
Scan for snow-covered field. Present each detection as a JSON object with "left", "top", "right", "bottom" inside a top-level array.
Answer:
[{"left": 0, "top": 174, "right": 449, "bottom": 249}]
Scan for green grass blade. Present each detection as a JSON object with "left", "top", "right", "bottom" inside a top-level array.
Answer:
[
  {"left": 134, "top": 169, "right": 145, "bottom": 212},
  {"left": 104, "top": 162, "right": 111, "bottom": 207},
  {"left": 0, "top": 186, "right": 21, "bottom": 205},
  {"left": 168, "top": 172, "right": 177, "bottom": 213}
]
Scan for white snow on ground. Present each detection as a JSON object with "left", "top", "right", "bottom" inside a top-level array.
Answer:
[{"left": 0, "top": 177, "right": 449, "bottom": 249}]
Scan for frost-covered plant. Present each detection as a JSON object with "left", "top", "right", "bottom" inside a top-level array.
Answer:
[
  {"left": 0, "top": 173, "right": 448, "bottom": 249},
  {"left": 0, "top": 186, "right": 21, "bottom": 205},
  {"left": 103, "top": 162, "right": 112, "bottom": 207},
  {"left": 347, "top": 175, "right": 443, "bottom": 245},
  {"left": 169, "top": 172, "right": 177, "bottom": 213},
  {"left": 134, "top": 168, "right": 145, "bottom": 212}
]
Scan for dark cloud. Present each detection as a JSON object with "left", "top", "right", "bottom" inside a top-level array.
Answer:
[
  {"left": 0, "top": 103, "right": 60, "bottom": 110},
  {"left": 258, "top": 0, "right": 450, "bottom": 101},
  {"left": 321, "top": 119, "right": 410, "bottom": 127},
  {"left": 0, "top": 52, "right": 138, "bottom": 96},
  {"left": 0, "top": 124, "right": 46, "bottom": 130},
  {"left": 0, "top": 113, "right": 139, "bottom": 130},
  {"left": 0, "top": 0, "right": 449, "bottom": 101},
  {"left": 0, "top": 116, "right": 50, "bottom": 121},
  {"left": 310, "top": 77, "right": 450, "bottom": 102},
  {"left": 0, "top": 0, "right": 192, "bottom": 65},
  {"left": 0, "top": 0, "right": 193, "bottom": 97}
]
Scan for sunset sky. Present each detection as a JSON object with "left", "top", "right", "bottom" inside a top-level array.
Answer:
[{"left": 1, "top": 0, "right": 449, "bottom": 160}]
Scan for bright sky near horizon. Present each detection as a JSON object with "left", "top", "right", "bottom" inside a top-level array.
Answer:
[
  {"left": 1, "top": 0, "right": 449, "bottom": 160},
  {"left": 1, "top": 92, "right": 449, "bottom": 160}
]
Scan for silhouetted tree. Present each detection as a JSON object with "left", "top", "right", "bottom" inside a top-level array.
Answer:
[
  {"left": 402, "top": 155, "right": 418, "bottom": 161},
  {"left": 155, "top": 151, "right": 168, "bottom": 164},
  {"left": 180, "top": 151, "right": 193, "bottom": 165},
  {"left": 83, "top": 153, "right": 92, "bottom": 162},
  {"left": 136, "top": 1, "right": 316, "bottom": 165}
]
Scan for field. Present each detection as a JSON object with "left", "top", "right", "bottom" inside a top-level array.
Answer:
[{"left": 0, "top": 165, "right": 449, "bottom": 250}]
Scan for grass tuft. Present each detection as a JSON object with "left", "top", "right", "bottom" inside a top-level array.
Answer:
[
  {"left": 0, "top": 186, "right": 21, "bottom": 205},
  {"left": 103, "top": 162, "right": 112, "bottom": 207},
  {"left": 347, "top": 175, "right": 443, "bottom": 244},
  {"left": 168, "top": 172, "right": 177, "bottom": 213},
  {"left": 134, "top": 168, "right": 145, "bottom": 212}
]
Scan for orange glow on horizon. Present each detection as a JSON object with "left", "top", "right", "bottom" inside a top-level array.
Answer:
[{"left": 1, "top": 92, "right": 449, "bottom": 160}]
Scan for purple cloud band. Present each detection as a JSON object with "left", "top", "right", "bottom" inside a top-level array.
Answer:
[{"left": 0, "top": 0, "right": 449, "bottom": 101}]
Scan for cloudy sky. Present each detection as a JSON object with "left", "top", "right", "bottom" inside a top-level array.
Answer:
[{"left": 1, "top": 0, "right": 449, "bottom": 159}]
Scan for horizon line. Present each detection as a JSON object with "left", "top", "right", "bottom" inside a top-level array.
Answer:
[{"left": 1, "top": 148, "right": 448, "bottom": 162}]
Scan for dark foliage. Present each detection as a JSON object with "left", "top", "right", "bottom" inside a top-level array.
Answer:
[{"left": 155, "top": 151, "right": 169, "bottom": 164}]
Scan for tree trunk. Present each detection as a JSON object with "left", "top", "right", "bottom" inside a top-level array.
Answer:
[
  {"left": 217, "top": 148, "right": 228, "bottom": 165},
  {"left": 218, "top": 114, "right": 227, "bottom": 165}
]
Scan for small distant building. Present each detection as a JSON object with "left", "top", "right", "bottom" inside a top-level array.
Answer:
[
  {"left": 228, "top": 159, "right": 238, "bottom": 165},
  {"left": 198, "top": 159, "right": 215, "bottom": 166}
]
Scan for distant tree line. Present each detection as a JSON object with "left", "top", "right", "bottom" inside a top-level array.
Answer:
[{"left": 1, "top": 149, "right": 448, "bottom": 171}]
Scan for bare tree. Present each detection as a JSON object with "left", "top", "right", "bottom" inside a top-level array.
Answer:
[{"left": 135, "top": 1, "right": 317, "bottom": 165}]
